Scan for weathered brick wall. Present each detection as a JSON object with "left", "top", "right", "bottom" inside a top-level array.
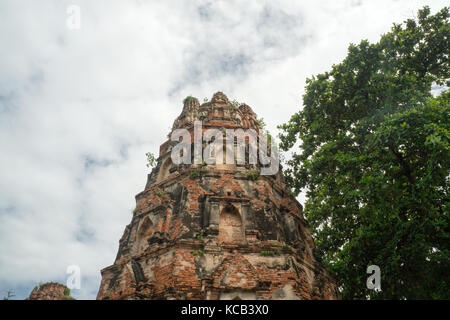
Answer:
[
  {"left": 27, "top": 282, "right": 73, "bottom": 300},
  {"left": 97, "top": 92, "right": 339, "bottom": 300}
]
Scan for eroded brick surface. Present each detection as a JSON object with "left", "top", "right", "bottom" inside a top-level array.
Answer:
[
  {"left": 27, "top": 282, "right": 72, "bottom": 300},
  {"left": 97, "top": 92, "right": 339, "bottom": 300}
]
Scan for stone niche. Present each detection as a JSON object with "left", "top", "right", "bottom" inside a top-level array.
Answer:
[
  {"left": 218, "top": 203, "right": 244, "bottom": 244},
  {"left": 157, "top": 156, "right": 173, "bottom": 183},
  {"left": 134, "top": 216, "right": 154, "bottom": 253},
  {"left": 203, "top": 196, "right": 251, "bottom": 244}
]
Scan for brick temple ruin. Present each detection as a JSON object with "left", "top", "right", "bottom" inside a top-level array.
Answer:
[
  {"left": 27, "top": 282, "right": 74, "bottom": 300},
  {"left": 96, "top": 92, "right": 339, "bottom": 300}
]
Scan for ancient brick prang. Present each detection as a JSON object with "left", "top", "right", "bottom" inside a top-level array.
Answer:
[
  {"left": 27, "top": 282, "right": 75, "bottom": 300},
  {"left": 97, "top": 92, "right": 339, "bottom": 300}
]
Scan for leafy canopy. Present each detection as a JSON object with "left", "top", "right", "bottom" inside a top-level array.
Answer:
[{"left": 279, "top": 6, "right": 449, "bottom": 299}]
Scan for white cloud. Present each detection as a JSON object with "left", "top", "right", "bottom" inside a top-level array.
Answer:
[{"left": 0, "top": 0, "right": 446, "bottom": 299}]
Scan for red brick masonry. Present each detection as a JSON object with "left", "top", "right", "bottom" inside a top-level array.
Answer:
[
  {"left": 96, "top": 92, "right": 339, "bottom": 300},
  {"left": 27, "top": 282, "right": 72, "bottom": 300}
]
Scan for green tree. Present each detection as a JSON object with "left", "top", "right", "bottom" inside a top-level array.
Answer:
[{"left": 279, "top": 6, "right": 449, "bottom": 299}]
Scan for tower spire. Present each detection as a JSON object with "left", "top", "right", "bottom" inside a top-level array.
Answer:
[{"left": 97, "top": 92, "right": 339, "bottom": 300}]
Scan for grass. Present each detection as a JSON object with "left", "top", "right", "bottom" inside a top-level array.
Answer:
[
  {"left": 247, "top": 171, "right": 260, "bottom": 181},
  {"left": 189, "top": 171, "right": 200, "bottom": 179},
  {"left": 229, "top": 99, "right": 240, "bottom": 107},
  {"left": 183, "top": 96, "right": 198, "bottom": 105},
  {"left": 271, "top": 241, "right": 287, "bottom": 247},
  {"left": 189, "top": 168, "right": 207, "bottom": 179},
  {"left": 191, "top": 249, "right": 204, "bottom": 256},
  {"left": 260, "top": 249, "right": 281, "bottom": 257}
]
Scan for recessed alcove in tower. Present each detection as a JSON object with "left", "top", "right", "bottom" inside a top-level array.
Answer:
[
  {"left": 136, "top": 216, "right": 153, "bottom": 252},
  {"left": 157, "top": 157, "right": 173, "bottom": 183},
  {"left": 218, "top": 204, "right": 244, "bottom": 244}
]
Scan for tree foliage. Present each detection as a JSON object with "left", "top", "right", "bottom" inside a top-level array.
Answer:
[{"left": 279, "top": 6, "right": 449, "bottom": 299}]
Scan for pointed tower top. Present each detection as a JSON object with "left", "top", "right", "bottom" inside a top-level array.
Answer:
[
  {"left": 211, "top": 91, "right": 229, "bottom": 104},
  {"left": 96, "top": 91, "right": 340, "bottom": 301},
  {"left": 182, "top": 96, "right": 200, "bottom": 109}
]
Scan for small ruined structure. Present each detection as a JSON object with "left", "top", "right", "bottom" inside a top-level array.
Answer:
[
  {"left": 27, "top": 282, "right": 74, "bottom": 300},
  {"left": 97, "top": 92, "right": 339, "bottom": 300}
]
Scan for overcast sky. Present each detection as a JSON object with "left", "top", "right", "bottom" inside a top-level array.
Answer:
[{"left": 0, "top": 0, "right": 447, "bottom": 300}]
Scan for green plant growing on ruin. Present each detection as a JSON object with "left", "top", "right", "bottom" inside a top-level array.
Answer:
[
  {"left": 194, "top": 156, "right": 207, "bottom": 167},
  {"left": 256, "top": 117, "right": 266, "bottom": 130},
  {"left": 256, "top": 117, "right": 274, "bottom": 145},
  {"left": 265, "top": 131, "right": 273, "bottom": 145},
  {"left": 189, "top": 170, "right": 200, "bottom": 179},
  {"left": 247, "top": 171, "right": 259, "bottom": 181},
  {"left": 229, "top": 99, "right": 240, "bottom": 107},
  {"left": 190, "top": 168, "right": 206, "bottom": 179},
  {"left": 64, "top": 288, "right": 71, "bottom": 296},
  {"left": 146, "top": 152, "right": 156, "bottom": 168},
  {"left": 271, "top": 241, "right": 284, "bottom": 247},
  {"left": 197, "top": 232, "right": 204, "bottom": 243},
  {"left": 260, "top": 249, "right": 282, "bottom": 257},
  {"left": 259, "top": 250, "right": 275, "bottom": 257},
  {"left": 183, "top": 96, "right": 198, "bottom": 105},
  {"left": 191, "top": 249, "right": 204, "bottom": 256},
  {"left": 156, "top": 189, "right": 163, "bottom": 197}
]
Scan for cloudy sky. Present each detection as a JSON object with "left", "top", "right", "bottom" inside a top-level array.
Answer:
[{"left": 0, "top": 0, "right": 447, "bottom": 300}]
